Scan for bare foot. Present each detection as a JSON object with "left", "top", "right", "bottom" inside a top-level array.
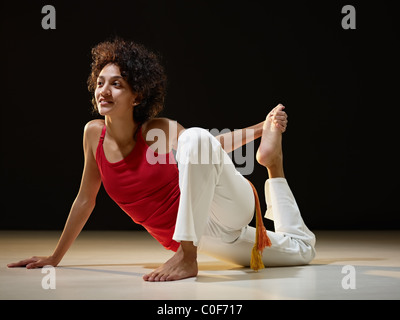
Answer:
[
  {"left": 256, "top": 104, "right": 287, "bottom": 177},
  {"left": 143, "top": 242, "right": 198, "bottom": 282}
]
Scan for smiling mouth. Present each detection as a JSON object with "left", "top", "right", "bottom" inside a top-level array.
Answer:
[{"left": 99, "top": 100, "right": 113, "bottom": 105}]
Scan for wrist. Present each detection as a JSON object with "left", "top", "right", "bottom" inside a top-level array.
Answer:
[{"left": 49, "top": 254, "right": 62, "bottom": 266}]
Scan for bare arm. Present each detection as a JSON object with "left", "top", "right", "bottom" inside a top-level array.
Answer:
[
  {"left": 8, "top": 121, "right": 102, "bottom": 268},
  {"left": 49, "top": 122, "right": 102, "bottom": 265},
  {"left": 215, "top": 121, "right": 264, "bottom": 154},
  {"left": 215, "top": 105, "right": 288, "bottom": 153}
]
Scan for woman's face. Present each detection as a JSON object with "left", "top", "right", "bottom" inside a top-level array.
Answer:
[{"left": 95, "top": 63, "right": 138, "bottom": 116}]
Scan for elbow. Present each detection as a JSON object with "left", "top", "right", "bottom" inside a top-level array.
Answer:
[{"left": 74, "top": 196, "right": 96, "bottom": 211}]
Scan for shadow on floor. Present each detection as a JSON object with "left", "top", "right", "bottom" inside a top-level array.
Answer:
[{"left": 59, "top": 262, "right": 311, "bottom": 283}]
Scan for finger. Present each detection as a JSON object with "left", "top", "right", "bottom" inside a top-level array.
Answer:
[
  {"left": 275, "top": 122, "right": 287, "bottom": 132},
  {"left": 24, "top": 257, "right": 41, "bottom": 268},
  {"left": 275, "top": 110, "right": 287, "bottom": 117},
  {"left": 26, "top": 262, "right": 41, "bottom": 269},
  {"left": 275, "top": 103, "right": 285, "bottom": 111},
  {"left": 7, "top": 262, "right": 18, "bottom": 268},
  {"left": 273, "top": 115, "right": 287, "bottom": 121},
  {"left": 7, "top": 258, "right": 36, "bottom": 268},
  {"left": 273, "top": 118, "right": 288, "bottom": 126},
  {"left": 269, "top": 105, "right": 286, "bottom": 118}
]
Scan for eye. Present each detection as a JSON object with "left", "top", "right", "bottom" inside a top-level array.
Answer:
[
  {"left": 97, "top": 80, "right": 103, "bottom": 87},
  {"left": 113, "top": 81, "right": 121, "bottom": 87}
]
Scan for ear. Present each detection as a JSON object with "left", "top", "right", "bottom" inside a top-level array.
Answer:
[{"left": 132, "top": 93, "right": 143, "bottom": 106}]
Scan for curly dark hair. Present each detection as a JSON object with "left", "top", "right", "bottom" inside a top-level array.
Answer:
[{"left": 87, "top": 37, "right": 167, "bottom": 123}]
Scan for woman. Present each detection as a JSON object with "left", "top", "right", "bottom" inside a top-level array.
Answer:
[{"left": 8, "top": 38, "right": 316, "bottom": 281}]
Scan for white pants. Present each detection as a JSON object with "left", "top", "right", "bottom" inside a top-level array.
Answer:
[{"left": 173, "top": 128, "right": 316, "bottom": 267}]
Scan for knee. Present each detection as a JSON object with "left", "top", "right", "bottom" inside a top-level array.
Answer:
[
  {"left": 298, "top": 232, "right": 316, "bottom": 264},
  {"left": 287, "top": 235, "right": 316, "bottom": 266},
  {"left": 298, "top": 242, "right": 316, "bottom": 265},
  {"left": 179, "top": 127, "right": 216, "bottom": 147},
  {"left": 177, "top": 128, "right": 223, "bottom": 165}
]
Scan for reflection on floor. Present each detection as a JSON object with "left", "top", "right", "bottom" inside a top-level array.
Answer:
[{"left": 1, "top": 230, "right": 399, "bottom": 300}]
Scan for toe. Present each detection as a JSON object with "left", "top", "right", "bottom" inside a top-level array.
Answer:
[
  {"left": 159, "top": 274, "right": 169, "bottom": 281},
  {"left": 143, "top": 273, "right": 150, "bottom": 281},
  {"left": 144, "top": 272, "right": 157, "bottom": 281},
  {"left": 153, "top": 272, "right": 164, "bottom": 282}
]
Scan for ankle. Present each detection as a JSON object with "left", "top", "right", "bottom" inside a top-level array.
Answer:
[
  {"left": 180, "top": 241, "right": 197, "bottom": 261},
  {"left": 267, "top": 162, "right": 285, "bottom": 178}
]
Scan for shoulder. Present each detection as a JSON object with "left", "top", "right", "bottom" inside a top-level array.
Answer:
[
  {"left": 142, "top": 117, "right": 185, "bottom": 151},
  {"left": 83, "top": 119, "right": 105, "bottom": 155},
  {"left": 142, "top": 117, "right": 173, "bottom": 131},
  {"left": 84, "top": 119, "right": 105, "bottom": 139},
  {"left": 142, "top": 117, "right": 185, "bottom": 137}
]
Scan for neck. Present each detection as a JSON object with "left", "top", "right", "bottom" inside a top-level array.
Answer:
[{"left": 105, "top": 115, "right": 139, "bottom": 145}]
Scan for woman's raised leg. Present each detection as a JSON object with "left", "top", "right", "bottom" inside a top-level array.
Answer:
[{"left": 199, "top": 105, "right": 316, "bottom": 267}]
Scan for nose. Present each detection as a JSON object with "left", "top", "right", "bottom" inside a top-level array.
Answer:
[{"left": 100, "top": 87, "right": 111, "bottom": 96}]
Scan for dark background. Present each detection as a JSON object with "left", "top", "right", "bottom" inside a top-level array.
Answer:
[{"left": 1, "top": 1, "right": 399, "bottom": 231}]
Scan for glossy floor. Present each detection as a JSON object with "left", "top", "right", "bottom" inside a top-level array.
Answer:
[{"left": 1, "top": 230, "right": 399, "bottom": 300}]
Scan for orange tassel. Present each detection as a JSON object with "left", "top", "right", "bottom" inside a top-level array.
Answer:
[{"left": 248, "top": 180, "right": 271, "bottom": 271}]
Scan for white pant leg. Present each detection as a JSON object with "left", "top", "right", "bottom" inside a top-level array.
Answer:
[
  {"left": 173, "top": 127, "right": 255, "bottom": 246},
  {"left": 173, "top": 127, "right": 316, "bottom": 266},
  {"left": 264, "top": 178, "right": 315, "bottom": 242},
  {"left": 198, "top": 178, "right": 316, "bottom": 267}
]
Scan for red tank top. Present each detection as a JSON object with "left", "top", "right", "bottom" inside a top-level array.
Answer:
[{"left": 95, "top": 125, "right": 181, "bottom": 252}]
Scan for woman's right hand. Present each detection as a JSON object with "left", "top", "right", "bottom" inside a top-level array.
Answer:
[{"left": 7, "top": 256, "right": 59, "bottom": 269}]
